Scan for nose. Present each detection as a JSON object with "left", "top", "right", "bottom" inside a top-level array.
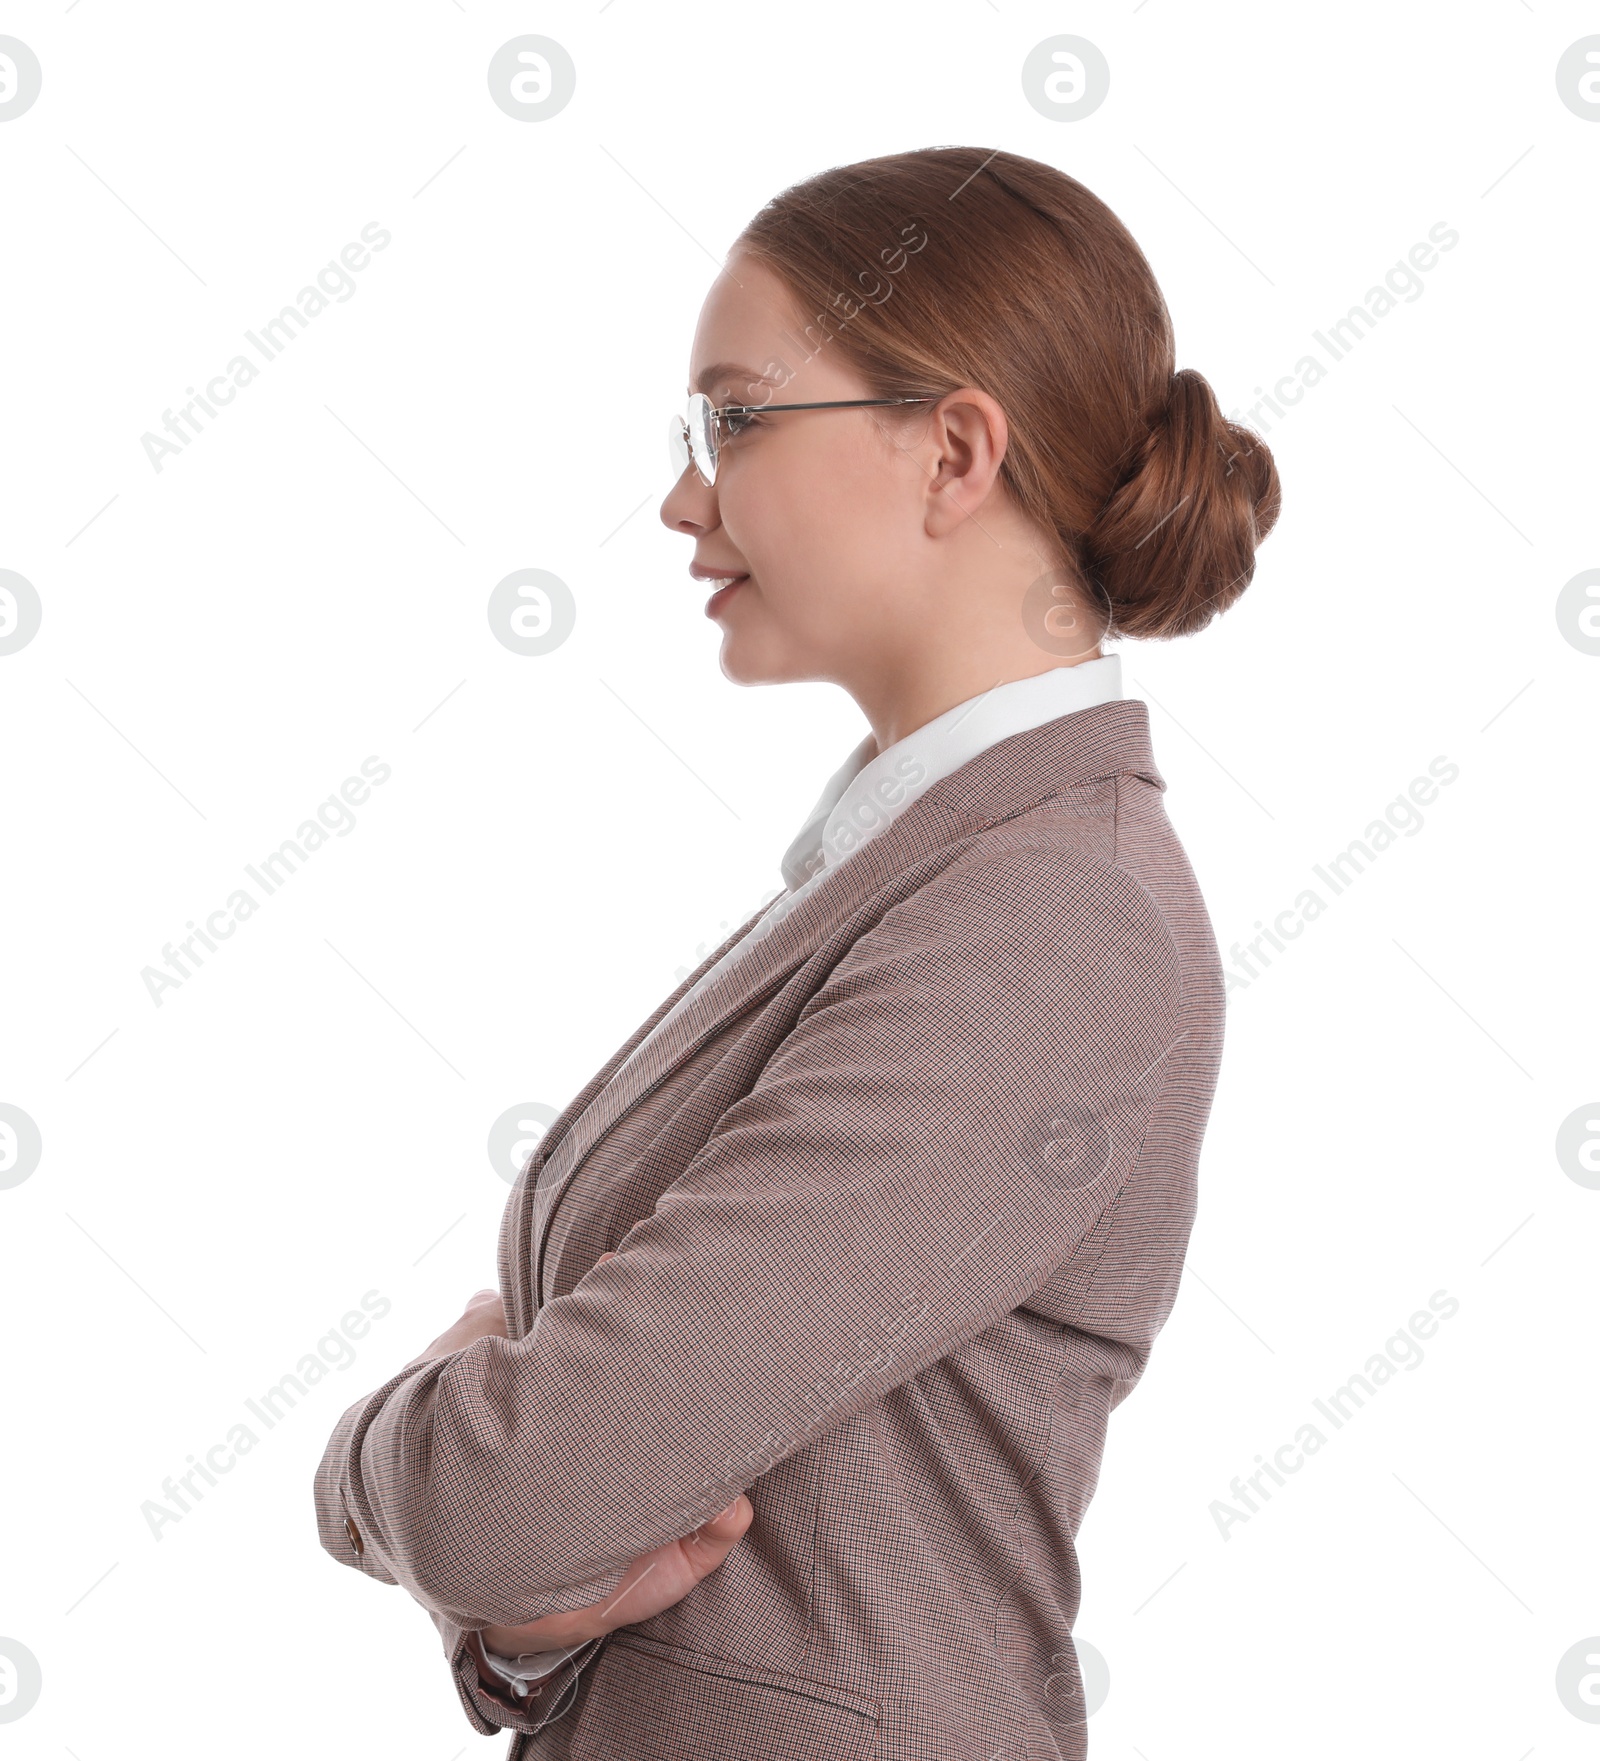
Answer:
[{"left": 660, "top": 460, "right": 719, "bottom": 536}]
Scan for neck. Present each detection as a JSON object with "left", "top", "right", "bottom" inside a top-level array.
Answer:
[{"left": 854, "top": 646, "right": 1105, "bottom": 757}]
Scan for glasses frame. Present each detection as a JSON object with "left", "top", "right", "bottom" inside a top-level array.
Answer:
[{"left": 674, "top": 391, "right": 941, "bottom": 487}]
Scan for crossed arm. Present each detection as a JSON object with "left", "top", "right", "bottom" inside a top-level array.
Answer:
[
  {"left": 313, "top": 853, "right": 1181, "bottom": 1723},
  {"left": 403, "top": 1273, "right": 752, "bottom": 1686}
]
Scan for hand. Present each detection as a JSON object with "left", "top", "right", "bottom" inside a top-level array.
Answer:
[
  {"left": 480, "top": 1491, "right": 754, "bottom": 1660},
  {"left": 479, "top": 1253, "right": 757, "bottom": 1661},
  {"left": 402, "top": 1287, "right": 507, "bottom": 1373}
]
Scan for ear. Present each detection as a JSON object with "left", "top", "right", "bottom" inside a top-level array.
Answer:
[{"left": 919, "top": 388, "right": 1011, "bottom": 539}]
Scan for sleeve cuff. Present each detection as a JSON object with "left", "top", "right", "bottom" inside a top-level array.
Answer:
[
  {"left": 477, "top": 1633, "right": 593, "bottom": 1694},
  {"left": 439, "top": 1616, "right": 607, "bottom": 1736}
]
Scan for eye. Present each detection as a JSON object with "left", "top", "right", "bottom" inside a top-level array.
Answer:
[{"left": 723, "top": 410, "right": 764, "bottom": 438}]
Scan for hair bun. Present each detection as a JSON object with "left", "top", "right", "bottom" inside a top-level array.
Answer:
[{"left": 1079, "top": 368, "right": 1280, "bottom": 640}]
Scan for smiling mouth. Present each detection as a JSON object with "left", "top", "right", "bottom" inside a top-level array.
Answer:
[{"left": 703, "top": 574, "right": 750, "bottom": 618}]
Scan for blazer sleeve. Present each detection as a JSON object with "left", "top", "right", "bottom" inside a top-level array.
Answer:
[{"left": 313, "top": 849, "right": 1184, "bottom": 1634}]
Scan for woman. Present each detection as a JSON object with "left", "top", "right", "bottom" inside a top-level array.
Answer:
[{"left": 316, "top": 144, "right": 1278, "bottom": 1759}]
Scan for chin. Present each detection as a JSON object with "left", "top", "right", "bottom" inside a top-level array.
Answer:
[
  {"left": 715, "top": 634, "right": 808, "bottom": 687},
  {"left": 717, "top": 650, "right": 782, "bottom": 686}
]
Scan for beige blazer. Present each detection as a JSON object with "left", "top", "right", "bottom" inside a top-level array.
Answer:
[{"left": 314, "top": 696, "right": 1225, "bottom": 1760}]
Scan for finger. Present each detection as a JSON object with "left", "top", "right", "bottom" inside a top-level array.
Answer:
[
  {"left": 595, "top": 1251, "right": 616, "bottom": 1263},
  {"left": 684, "top": 1494, "right": 754, "bottom": 1553}
]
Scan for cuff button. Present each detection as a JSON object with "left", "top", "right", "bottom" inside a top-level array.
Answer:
[{"left": 344, "top": 1516, "right": 364, "bottom": 1555}]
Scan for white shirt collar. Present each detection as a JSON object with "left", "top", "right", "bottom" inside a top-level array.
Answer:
[{"left": 779, "top": 654, "right": 1124, "bottom": 893}]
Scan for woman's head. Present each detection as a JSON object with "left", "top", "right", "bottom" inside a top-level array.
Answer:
[{"left": 661, "top": 146, "right": 1279, "bottom": 715}]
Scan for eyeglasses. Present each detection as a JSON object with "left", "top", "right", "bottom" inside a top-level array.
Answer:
[{"left": 670, "top": 391, "right": 940, "bottom": 487}]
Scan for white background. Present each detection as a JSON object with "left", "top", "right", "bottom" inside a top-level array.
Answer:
[{"left": 2, "top": 3, "right": 1596, "bottom": 1756}]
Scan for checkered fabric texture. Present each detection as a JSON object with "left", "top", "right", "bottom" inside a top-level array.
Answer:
[{"left": 314, "top": 698, "right": 1225, "bottom": 1760}]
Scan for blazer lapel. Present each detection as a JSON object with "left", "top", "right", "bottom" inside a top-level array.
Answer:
[
  {"left": 532, "top": 696, "right": 1163, "bottom": 1308},
  {"left": 532, "top": 874, "right": 849, "bottom": 1305},
  {"left": 498, "top": 901, "right": 777, "bottom": 1335}
]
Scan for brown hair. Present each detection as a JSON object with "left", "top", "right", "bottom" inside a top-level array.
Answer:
[{"left": 735, "top": 146, "right": 1280, "bottom": 641}]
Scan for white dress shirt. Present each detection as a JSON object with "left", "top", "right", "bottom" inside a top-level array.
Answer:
[{"left": 475, "top": 653, "right": 1124, "bottom": 1698}]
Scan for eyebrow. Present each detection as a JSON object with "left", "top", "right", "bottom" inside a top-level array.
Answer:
[{"left": 692, "top": 361, "right": 771, "bottom": 396}]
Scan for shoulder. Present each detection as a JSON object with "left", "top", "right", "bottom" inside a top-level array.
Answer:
[
  {"left": 883, "top": 839, "right": 1178, "bottom": 963},
  {"left": 823, "top": 841, "right": 1184, "bottom": 1037}
]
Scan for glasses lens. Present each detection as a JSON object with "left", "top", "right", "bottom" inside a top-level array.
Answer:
[
  {"left": 667, "top": 412, "right": 691, "bottom": 482},
  {"left": 687, "top": 392, "right": 718, "bottom": 485}
]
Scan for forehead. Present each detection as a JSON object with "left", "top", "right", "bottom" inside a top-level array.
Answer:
[
  {"left": 686, "top": 255, "right": 871, "bottom": 402},
  {"left": 687, "top": 255, "right": 798, "bottom": 394}
]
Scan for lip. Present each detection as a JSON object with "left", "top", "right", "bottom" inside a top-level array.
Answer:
[{"left": 694, "top": 568, "right": 750, "bottom": 619}]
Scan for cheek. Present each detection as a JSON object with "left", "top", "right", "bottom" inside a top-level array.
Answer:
[{"left": 727, "top": 432, "right": 902, "bottom": 566}]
